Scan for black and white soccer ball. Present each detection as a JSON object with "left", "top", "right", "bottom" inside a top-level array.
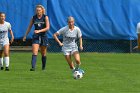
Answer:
[{"left": 73, "top": 70, "right": 83, "bottom": 79}]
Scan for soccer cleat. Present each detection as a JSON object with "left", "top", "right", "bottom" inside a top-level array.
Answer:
[
  {"left": 5, "top": 67, "right": 9, "bottom": 71},
  {"left": 1, "top": 67, "right": 4, "bottom": 70},
  {"left": 30, "top": 68, "right": 35, "bottom": 71},
  {"left": 72, "top": 69, "right": 75, "bottom": 73},
  {"left": 74, "top": 67, "right": 79, "bottom": 71}
]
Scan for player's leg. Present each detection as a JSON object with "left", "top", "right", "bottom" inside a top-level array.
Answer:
[
  {"left": 73, "top": 51, "right": 84, "bottom": 74},
  {"left": 73, "top": 51, "right": 81, "bottom": 70},
  {"left": 30, "top": 44, "right": 39, "bottom": 71},
  {"left": 40, "top": 36, "right": 48, "bottom": 70},
  {"left": 40, "top": 46, "right": 47, "bottom": 70},
  {"left": 65, "top": 54, "right": 75, "bottom": 70},
  {"left": 0, "top": 50, "right": 3, "bottom": 70},
  {"left": 138, "top": 34, "right": 140, "bottom": 49},
  {"left": 62, "top": 46, "right": 75, "bottom": 70},
  {"left": 3, "top": 44, "right": 10, "bottom": 71}
]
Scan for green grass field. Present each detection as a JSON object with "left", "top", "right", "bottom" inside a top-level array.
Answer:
[{"left": 0, "top": 52, "right": 140, "bottom": 93}]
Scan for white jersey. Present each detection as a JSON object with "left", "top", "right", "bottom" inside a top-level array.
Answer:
[
  {"left": 57, "top": 25, "right": 82, "bottom": 48},
  {"left": 0, "top": 21, "right": 11, "bottom": 44},
  {"left": 137, "top": 22, "right": 140, "bottom": 34}
]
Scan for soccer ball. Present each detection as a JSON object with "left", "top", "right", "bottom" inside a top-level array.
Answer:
[{"left": 73, "top": 70, "right": 83, "bottom": 79}]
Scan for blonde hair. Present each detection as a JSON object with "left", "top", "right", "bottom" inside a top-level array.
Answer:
[
  {"left": 0, "top": 12, "right": 5, "bottom": 16},
  {"left": 36, "top": 5, "right": 46, "bottom": 14},
  {"left": 67, "top": 16, "right": 75, "bottom": 22}
]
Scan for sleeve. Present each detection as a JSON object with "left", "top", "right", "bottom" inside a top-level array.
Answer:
[
  {"left": 8, "top": 23, "right": 12, "bottom": 31},
  {"left": 77, "top": 27, "right": 82, "bottom": 38},
  {"left": 56, "top": 26, "right": 66, "bottom": 35}
]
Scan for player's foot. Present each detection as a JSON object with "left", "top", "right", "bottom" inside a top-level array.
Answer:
[
  {"left": 42, "top": 67, "right": 45, "bottom": 70},
  {"left": 1, "top": 67, "right": 4, "bottom": 70},
  {"left": 5, "top": 67, "right": 9, "bottom": 71},
  {"left": 30, "top": 68, "right": 35, "bottom": 71},
  {"left": 72, "top": 69, "right": 75, "bottom": 73},
  {"left": 74, "top": 67, "right": 79, "bottom": 71}
]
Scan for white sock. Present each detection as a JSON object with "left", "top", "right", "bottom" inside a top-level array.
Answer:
[
  {"left": 0, "top": 57, "right": 3, "bottom": 67},
  {"left": 4, "top": 57, "right": 9, "bottom": 67}
]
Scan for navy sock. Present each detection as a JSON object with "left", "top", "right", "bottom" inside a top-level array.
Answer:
[
  {"left": 31, "top": 55, "right": 37, "bottom": 68},
  {"left": 42, "top": 56, "right": 46, "bottom": 69}
]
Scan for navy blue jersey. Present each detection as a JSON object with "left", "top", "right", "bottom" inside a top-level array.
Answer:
[{"left": 33, "top": 14, "right": 47, "bottom": 36}]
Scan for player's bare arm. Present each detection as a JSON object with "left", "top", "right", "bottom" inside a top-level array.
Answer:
[
  {"left": 23, "top": 18, "right": 33, "bottom": 41},
  {"left": 9, "top": 30, "right": 14, "bottom": 44},
  {"left": 79, "top": 37, "right": 83, "bottom": 51},
  {"left": 53, "top": 33, "right": 63, "bottom": 46}
]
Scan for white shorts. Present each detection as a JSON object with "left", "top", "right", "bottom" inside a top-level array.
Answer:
[
  {"left": 0, "top": 39, "right": 9, "bottom": 50},
  {"left": 62, "top": 46, "right": 78, "bottom": 55}
]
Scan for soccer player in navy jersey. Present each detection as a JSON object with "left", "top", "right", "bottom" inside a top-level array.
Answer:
[
  {"left": 23, "top": 5, "right": 50, "bottom": 71},
  {"left": 0, "top": 12, "right": 14, "bottom": 71}
]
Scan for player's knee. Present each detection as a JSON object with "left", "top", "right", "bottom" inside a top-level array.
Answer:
[{"left": 32, "top": 50, "right": 38, "bottom": 55}]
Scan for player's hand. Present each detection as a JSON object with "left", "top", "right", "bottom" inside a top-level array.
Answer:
[
  {"left": 9, "top": 37, "right": 14, "bottom": 45},
  {"left": 34, "top": 30, "right": 40, "bottom": 34},
  {"left": 23, "top": 36, "right": 26, "bottom": 41},
  {"left": 10, "top": 37, "right": 14, "bottom": 44},
  {"left": 80, "top": 46, "right": 83, "bottom": 51},
  {"left": 59, "top": 42, "right": 63, "bottom": 46}
]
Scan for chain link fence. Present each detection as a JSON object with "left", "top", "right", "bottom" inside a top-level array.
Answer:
[{"left": 10, "top": 39, "right": 138, "bottom": 53}]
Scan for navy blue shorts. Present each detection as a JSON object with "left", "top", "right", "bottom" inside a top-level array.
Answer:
[{"left": 32, "top": 34, "right": 48, "bottom": 46}]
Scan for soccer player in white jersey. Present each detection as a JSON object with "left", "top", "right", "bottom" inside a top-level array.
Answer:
[
  {"left": 53, "top": 16, "right": 84, "bottom": 73},
  {"left": 133, "top": 22, "right": 140, "bottom": 50},
  {"left": 0, "top": 12, "right": 14, "bottom": 71},
  {"left": 137, "top": 22, "right": 140, "bottom": 48}
]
